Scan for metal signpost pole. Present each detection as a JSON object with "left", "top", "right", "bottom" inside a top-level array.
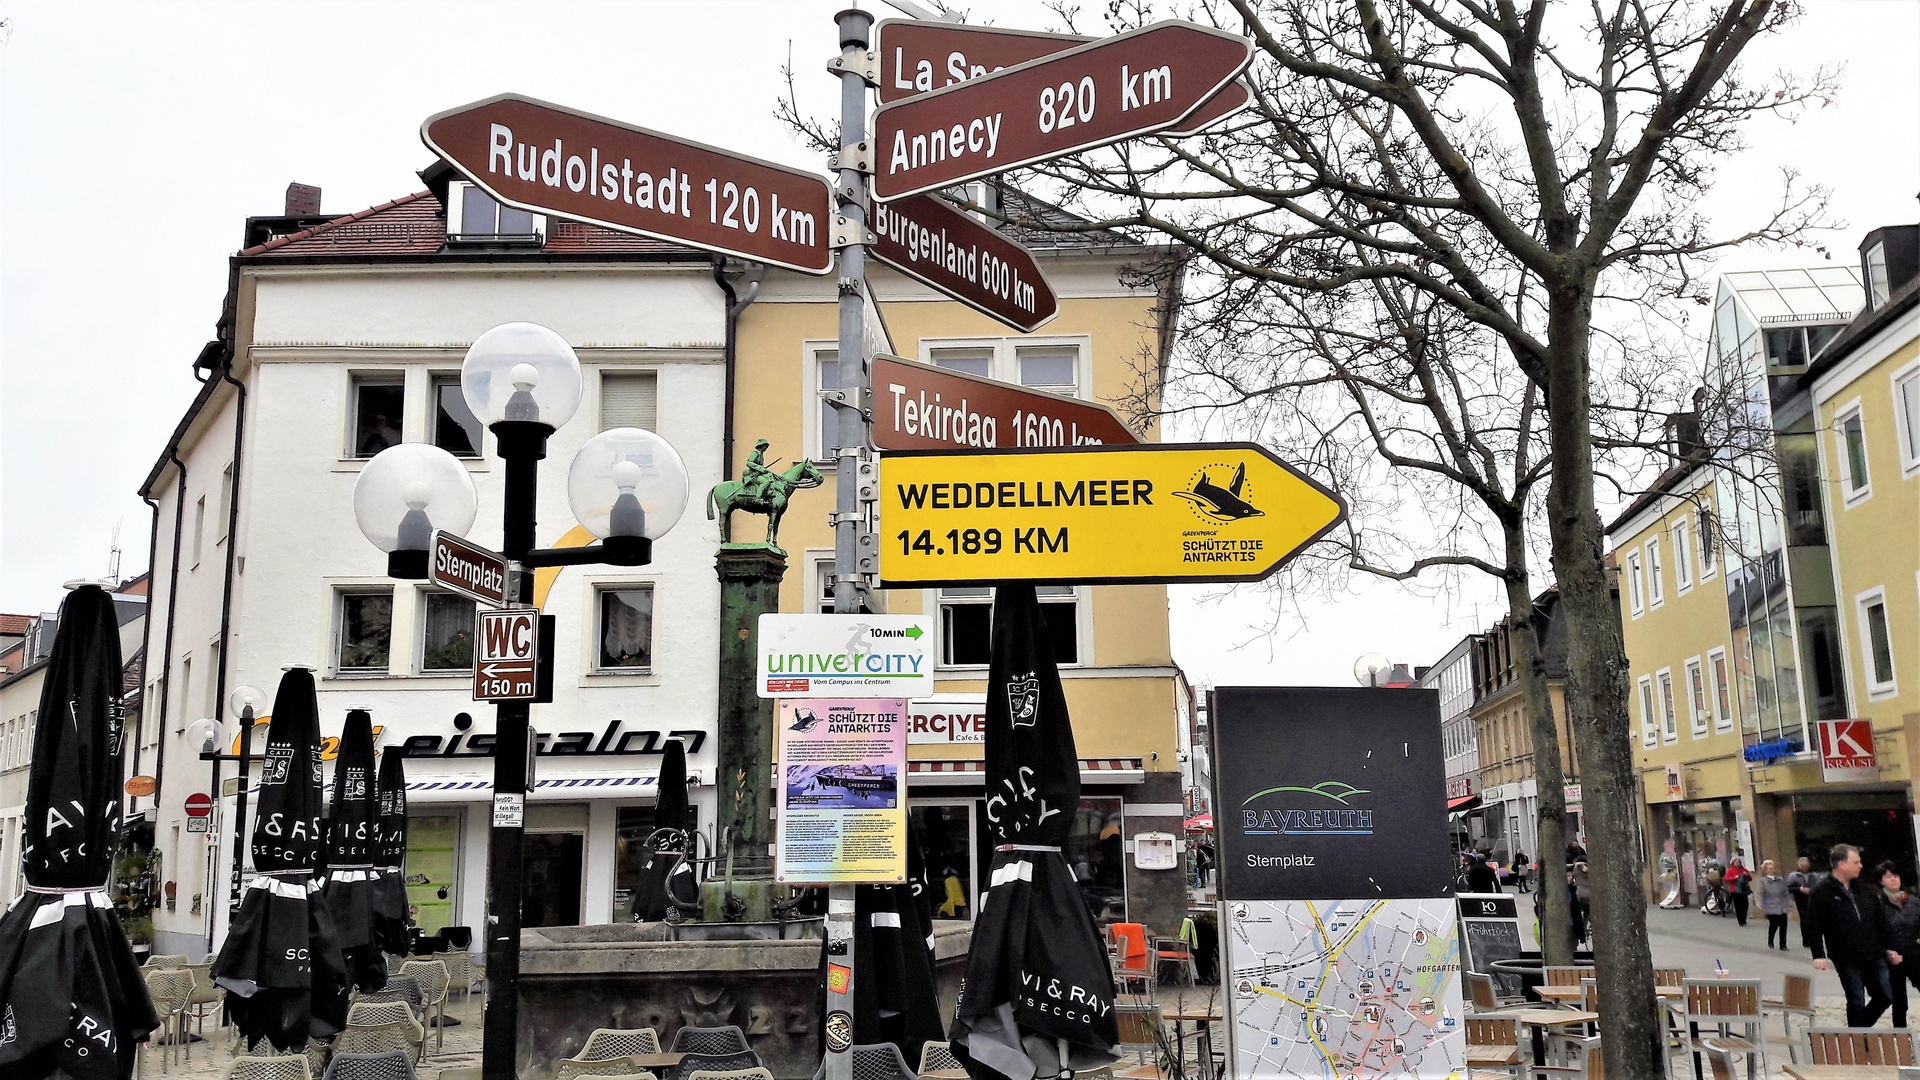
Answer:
[
  {"left": 228, "top": 703, "right": 255, "bottom": 917},
  {"left": 827, "top": 9, "right": 874, "bottom": 1080}
]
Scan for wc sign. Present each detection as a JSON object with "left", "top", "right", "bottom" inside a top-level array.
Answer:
[{"left": 1818, "top": 719, "right": 1878, "bottom": 783}]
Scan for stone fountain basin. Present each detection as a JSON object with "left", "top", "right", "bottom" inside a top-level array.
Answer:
[{"left": 517, "top": 921, "right": 973, "bottom": 1079}]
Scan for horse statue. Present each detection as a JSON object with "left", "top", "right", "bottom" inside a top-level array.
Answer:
[{"left": 707, "top": 452, "right": 825, "bottom": 548}]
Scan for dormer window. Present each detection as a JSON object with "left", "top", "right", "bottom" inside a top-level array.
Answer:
[
  {"left": 1867, "top": 242, "right": 1890, "bottom": 310},
  {"left": 448, "top": 181, "right": 544, "bottom": 244}
]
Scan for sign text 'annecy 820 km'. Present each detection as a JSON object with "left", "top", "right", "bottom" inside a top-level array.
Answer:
[
  {"left": 878, "top": 444, "right": 1346, "bottom": 587},
  {"left": 424, "top": 94, "right": 835, "bottom": 275},
  {"left": 872, "top": 21, "right": 1253, "bottom": 201}
]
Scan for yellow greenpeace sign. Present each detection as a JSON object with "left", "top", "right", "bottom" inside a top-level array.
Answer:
[{"left": 878, "top": 444, "right": 1346, "bottom": 586}]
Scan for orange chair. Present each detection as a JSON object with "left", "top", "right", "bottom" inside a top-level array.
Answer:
[{"left": 1110, "top": 923, "right": 1153, "bottom": 999}]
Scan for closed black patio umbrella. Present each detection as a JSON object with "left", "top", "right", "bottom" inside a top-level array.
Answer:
[
  {"left": 371, "top": 747, "right": 411, "bottom": 956},
  {"left": 846, "top": 820, "right": 943, "bottom": 1067},
  {"left": 950, "top": 585, "right": 1118, "bottom": 1080},
  {"left": 320, "top": 709, "right": 384, "bottom": 996},
  {"left": 211, "top": 668, "right": 349, "bottom": 1050},
  {"left": 0, "top": 584, "right": 159, "bottom": 1080},
  {"left": 632, "top": 738, "right": 693, "bottom": 921}
]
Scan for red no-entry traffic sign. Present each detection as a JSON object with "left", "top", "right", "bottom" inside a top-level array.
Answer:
[
  {"left": 184, "top": 792, "right": 213, "bottom": 817},
  {"left": 872, "top": 20, "right": 1252, "bottom": 201},
  {"left": 424, "top": 94, "right": 836, "bottom": 275},
  {"left": 875, "top": 19, "right": 1250, "bottom": 136},
  {"left": 870, "top": 193, "right": 1057, "bottom": 332}
]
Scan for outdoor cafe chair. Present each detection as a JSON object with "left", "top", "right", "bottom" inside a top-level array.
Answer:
[
  {"left": 555, "top": 1063, "right": 660, "bottom": 1080},
  {"left": 355, "top": 975, "right": 425, "bottom": 1018},
  {"left": 577, "top": 1027, "right": 664, "bottom": 1060},
  {"left": 809, "top": 1043, "right": 916, "bottom": 1080},
  {"left": 1673, "top": 979, "right": 1765, "bottom": 1080},
  {"left": 1467, "top": 972, "right": 1522, "bottom": 1013},
  {"left": 1527, "top": 1035, "right": 1619, "bottom": 1080},
  {"left": 397, "top": 958, "right": 451, "bottom": 1050},
  {"left": 1804, "top": 1027, "right": 1918, "bottom": 1066},
  {"left": 1153, "top": 935, "right": 1197, "bottom": 986},
  {"left": 438, "top": 948, "right": 482, "bottom": 1010},
  {"left": 344, "top": 1002, "right": 425, "bottom": 1064},
  {"left": 917, "top": 1041, "right": 963, "bottom": 1075},
  {"left": 184, "top": 960, "right": 224, "bottom": 1040},
  {"left": 1463, "top": 1016, "right": 1522, "bottom": 1080},
  {"left": 686, "top": 1069, "right": 773, "bottom": 1080},
  {"left": 320, "top": 1050, "right": 416, "bottom": 1080},
  {"left": 673, "top": 1050, "right": 763, "bottom": 1080},
  {"left": 1761, "top": 974, "right": 1816, "bottom": 1061},
  {"left": 227, "top": 1054, "right": 313, "bottom": 1080},
  {"left": 334, "top": 1024, "right": 421, "bottom": 1065},
  {"left": 1112, "top": 1004, "right": 1162, "bottom": 1069},
  {"left": 669, "top": 1025, "right": 750, "bottom": 1056},
  {"left": 1541, "top": 965, "right": 1596, "bottom": 989},
  {"left": 147, "top": 953, "right": 192, "bottom": 970},
  {"left": 141, "top": 966, "right": 193, "bottom": 1073}
]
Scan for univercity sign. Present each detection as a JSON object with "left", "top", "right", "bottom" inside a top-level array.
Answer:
[{"left": 756, "top": 614, "right": 935, "bottom": 699}]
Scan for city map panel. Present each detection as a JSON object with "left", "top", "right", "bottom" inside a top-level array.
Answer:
[{"left": 1223, "top": 898, "right": 1464, "bottom": 1079}]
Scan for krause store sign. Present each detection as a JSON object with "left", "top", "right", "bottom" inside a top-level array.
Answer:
[{"left": 1211, "top": 686, "right": 1453, "bottom": 899}]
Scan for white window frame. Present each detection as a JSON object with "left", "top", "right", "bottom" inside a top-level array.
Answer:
[
  {"left": 1893, "top": 360, "right": 1920, "bottom": 477},
  {"left": 1854, "top": 585, "right": 1899, "bottom": 699},
  {"left": 1697, "top": 510, "right": 1718, "bottom": 581},
  {"left": 332, "top": 586, "right": 395, "bottom": 676},
  {"left": 804, "top": 341, "right": 842, "bottom": 463},
  {"left": 1673, "top": 519, "right": 1694, "bottom": 594},
  {"left": 918, "top": 336, "right": 1092, "bottom": 399},
  {"left": 446, "top": 180, "right": 546, "bottom": 239},
  {"left": 1835, "top": 398, "right": 1873, "bottom": 505},
  {"left": 429, "top": 372, "right": 486, "bottom": 458},
  {"left": 217, "top": 463, "right": 233, "bottom": 543},
  {"left": 598, "top": 368, "right": 661, "bottom": 433},
  {"left": 1626, "top": 552, "right": 1646, "bottom": 617},
  {"left": 591, "top": 582, "right": 659, "bottom": 675},
  {"left": 1685, "top": 656, "right": 1708, "bottom": 737},
  {"left": 928, "top": 585, "right": 1089, "bottom": 670},
  {"left": 417, "top": 586, "right": 477, "bottom": 677},
  {"left": 346, "top": 371, "right": 407, "bottom": 461},
  {"left": 1645, "top": 538, "right": 1665, "bottom": 609},
  {"left": 1639, "top": 675, "right": 1658, "bottom": 748},
  {"left": 192, "top": 496, "right": 206, "bottom": 569},
  {"left": 1707, "top": 647, "right": 1735, "bottom": 732},
  {"left": 1657, "top": 667, "right": 1678, "bottom": 743}
]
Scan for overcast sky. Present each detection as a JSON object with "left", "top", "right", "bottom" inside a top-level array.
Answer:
[{"left": 2, "top": 1, "right": 1915, "bottom": 687}]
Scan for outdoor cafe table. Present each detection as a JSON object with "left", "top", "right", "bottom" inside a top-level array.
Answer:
[
  {"left": 1781, "top": 1068, "right": 1903, "bottom": 1080},
  {"left": 1534, "top": 984, "right": 1687, "bottom": 1004},
  {"left": 1512, "top": 1010, "right": 1599, "bottom": 1067},
  {"left": 1165, "top": 1008, "right": 1222, "bottom": 1078}
]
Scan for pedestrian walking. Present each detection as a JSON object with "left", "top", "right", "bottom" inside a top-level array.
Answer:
[
  {"left": 1571, "top": 862, "right": 1592, "bottom": 945},
  {"left": 1879, "top": 861, "right": 1920, "bottom": 1027},
  {"left": 1725, "top": 856, "right": 1754, "bottom": 927},
  {"left": 1466, "top": 851, "right": 1499, "bottom": 894},
  {"left": 1513, "top": 850, "right": 1531, "bottom": 893},
  {"left": 1807, "top": 843, "right": 1903, "bottom": 1028},
  {"left": 1758, "top": 859, "right": 1793, "bottom": 950},
  {"left": 1788, "top": 856, "right": 1823, "bottom": 950}
]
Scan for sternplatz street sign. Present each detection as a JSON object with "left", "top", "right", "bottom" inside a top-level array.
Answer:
[
  {"left": 877, "top": 443, "right": 1345, "bottom": 587},
  {"left": 430, "top": 531, "right": 510, "bottom": 607},
  {"left": 871, "top": 353, "right": 1136, "bottom": 451},
  {"left": 872, "top": 20, "right": 1253, "bottom": 201},
  {"left": 870, "top": 194, "right": 1057, "bottom": 332},
  {"left": 874, "top": 19, "right": 1249, "bottom": 137},
  {"left": 474, "top": 607, "right": 540, "bottom": 702},
  {"left": 423, "top": 94, "right": 835, "bottom": 275}
]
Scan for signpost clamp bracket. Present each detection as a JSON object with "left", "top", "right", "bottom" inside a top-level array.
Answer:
[
  {"left": 855, "top": 457, "right": 879, "bottom": 504},
  {"left": 834, "top": 144, "right": 875, "bottom": 177},
  {"left": 818, "top": 388, "right": 872, "bottom": 422},
  {"left": 831, "top": 215, "right": 878, "bottom": 249},
  {"left": 826, "top": 51, "right": 880, "bottom": 87}
]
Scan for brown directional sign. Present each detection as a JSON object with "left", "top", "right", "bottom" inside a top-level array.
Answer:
[
  {"left": 875, "top": 19, "right": 1248, "bottom": 137},
  {"left": 475, "top": 607, "right": 539, "bottom": 702},
  {"left": 430, "top": 531, "right": 509, "bottom": 607},
  {"left": 872, "top": 20, "right": 1253, "bottom": 201},
  {"left": 423, "top": 94, "right": 834, "bottom": 275},
  {"left": 871, "top": 194, "right": 1058, "bottom": 332},
  {"left": 872, "top": 353, "right": 1138, "bottom": 451}
]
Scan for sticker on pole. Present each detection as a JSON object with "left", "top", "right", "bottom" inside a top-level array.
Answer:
[
  {"left": 756, "top": 614, "right": 933, "bottom": 698},
  {"left": 475, "top": 607, "right": 539, "bottom": 701},
  {"left": 492, "top": 791, "right": 525, "bottom": 828}
]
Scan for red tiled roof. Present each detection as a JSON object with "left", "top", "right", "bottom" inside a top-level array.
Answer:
[
  {"left": 240, "top": 191, "right": 703, "bottom": 259},
  {"left": 0, "top": 614, "right": 29, "bottom": 636}
]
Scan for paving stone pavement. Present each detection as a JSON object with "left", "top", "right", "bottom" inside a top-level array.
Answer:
[{"left": 137, "top": 987, "right": 485, "bottom": 1080}]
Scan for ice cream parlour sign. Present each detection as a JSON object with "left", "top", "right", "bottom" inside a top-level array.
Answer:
[{"left": 392, "top": 711, "right": 707, "bottom": 758}]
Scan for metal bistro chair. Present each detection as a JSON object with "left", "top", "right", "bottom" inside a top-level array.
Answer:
[
  {"left": 354, "top": 975, "right": 425, "bottom": 1019},
  {"left": 669, "top": 1025, "right": 751, "bottom": 1056},
  {"left": 917, "top": 1042, "right": 963, "bottom": 1075},
  {"left": 319, "top": 1050, "right": 416, "bottom": 1080},
  {"left": 1463, "top": 1016, "right": 1523, "bottom": 1080},
  {"left": 343, "top": 1001, "right": 426, "bottom": 1065},
  {"left": 1673, "top": 979, "right": 1765, "bottom": 1080},
  {"left": 1153, "top": 935, "right": 1198, "bottom": 987},
  {"left": 438, "top": 949, "right": 482, "bottom": 1012},
  {"left": 396, "top": 959, "right": 450, "bottom": 1052},
  {"left": 147, "top": 953, "right": 192, "bottom": 970},
  {"left": 183, "top": 960, "right": 224, "bottom": 1042},
  {"left": 1761, "top": 974, "right": 1817, "bottom": 1062},
  {"left": 226, "top": 1055, "right": 313, "bottom": 1080},
  {"left": 555, "top": 1064, "right": 659, "bottom": 1080},
  {"left": 1803, "top": 1027, "right": 1918, "bottom": 1067},
  {"left": 673, "top": 1051, "right": 762, "bottom": 1080},
  {"left": 576, "top": 1027, "right": 664, "bottom": 1060},
  {"left": 141, "top": 966, "right": 193, "bottom": 1073},
  {"left": 685, "top": 1069, "right": 772, "bottom": 1080},
  {"left": 808, "top": 1043, "right": 916, "bottom": 1080}
]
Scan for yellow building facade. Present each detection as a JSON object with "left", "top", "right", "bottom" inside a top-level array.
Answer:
[{"left": 731, "top": 215, "right": 1191, "bottom": 933}]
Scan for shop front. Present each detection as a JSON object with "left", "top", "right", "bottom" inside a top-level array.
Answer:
[
  {"left": 1641, "top": 756, "right": 1749, "bottom": 907},
  {"left": 1747, "top": 728, "right": 1917, "bottom": 883}
]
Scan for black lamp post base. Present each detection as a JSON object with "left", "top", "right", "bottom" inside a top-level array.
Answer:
[{"left": 389, "top": 549, "right": 429, "bottom": 579}]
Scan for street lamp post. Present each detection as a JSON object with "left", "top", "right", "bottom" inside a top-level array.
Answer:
[
  {"left": 189, "top": 683, "right": 264, "bottom": 952},
  {"left": 352, "top": 322, "right": 689, "bottom": 1080}
]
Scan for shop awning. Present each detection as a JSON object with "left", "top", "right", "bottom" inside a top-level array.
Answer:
[
  {"left": 1447, "top": 794, "right": 1481, "bottom": 813},
  {"left": 907, "top": 758, "right": 1145, "bottom": 787},
  {"left": 404, "top": 771, "right": 673, "bottom": 803}
]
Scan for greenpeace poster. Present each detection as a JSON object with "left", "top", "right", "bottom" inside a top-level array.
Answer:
[
  {"left": 775, "top": 698, "right": 908, "bottom": 884},
  {"left": 1211, "top": 687, "right": 1453, "bottom": 900}
]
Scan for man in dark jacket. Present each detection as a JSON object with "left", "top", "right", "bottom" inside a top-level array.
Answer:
[
  {"left": 1808, "top": 844, "right": 1904, "bottom": 1026},
  {"left": 1465, "top": 851, "right": 1500, "bottom": 893}
]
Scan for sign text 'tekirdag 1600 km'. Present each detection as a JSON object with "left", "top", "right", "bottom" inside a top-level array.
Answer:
[
  {"left": 872, "top": 353, "right": 1136, "bottom": 451},
  {"left": 878, "top": 444, "right": 1346, "bottom": 587},
  {"left": 872, "top": 21, "right": 1253, "bottom": 201},
  {"left": 423, "top": 94, "right": 835, "bottom": 275}
]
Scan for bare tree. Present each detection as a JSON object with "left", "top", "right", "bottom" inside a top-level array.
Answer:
[{"left": 968, "top": 0, "right": 1830, "bottom": 1070}]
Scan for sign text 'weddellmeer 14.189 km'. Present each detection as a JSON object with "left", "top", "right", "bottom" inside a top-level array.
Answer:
[
  {"left": 423, "top": 94, "right": 835, "bottom": 274},
  {"left": 878, "top": 443, "right": 1345, "bottom": 587},
  {"left": 871, "top": 21, "right": 1253, "bottom": 201}
]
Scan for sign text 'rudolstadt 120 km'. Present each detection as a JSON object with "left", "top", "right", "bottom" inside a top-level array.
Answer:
[
  {"left": 877, "top": 444, "right": 1346, "bottom": 587},
  {"left": 424, "top": 93, "right": 835, "bottom": 275}
]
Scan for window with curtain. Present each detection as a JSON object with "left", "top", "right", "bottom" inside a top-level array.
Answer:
[
  {"left": 433, "top": 376, "right": 483, "bottom": 456},
  {"left": 601, "top": 372, "right": 659, "bottom": 431},
  {"left": 597, "top": 587, "right": 655, "bottom": 671},
  {"left": 421, "top": 591, "right": 476, "bottom": 671},
  {"left": 336, "top": 590, "right": 392, "bottom": 672}
]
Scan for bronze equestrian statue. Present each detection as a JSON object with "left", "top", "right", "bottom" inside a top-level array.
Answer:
[{"left": 707, "top": 438, "right": 825, "bottom": 548}]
